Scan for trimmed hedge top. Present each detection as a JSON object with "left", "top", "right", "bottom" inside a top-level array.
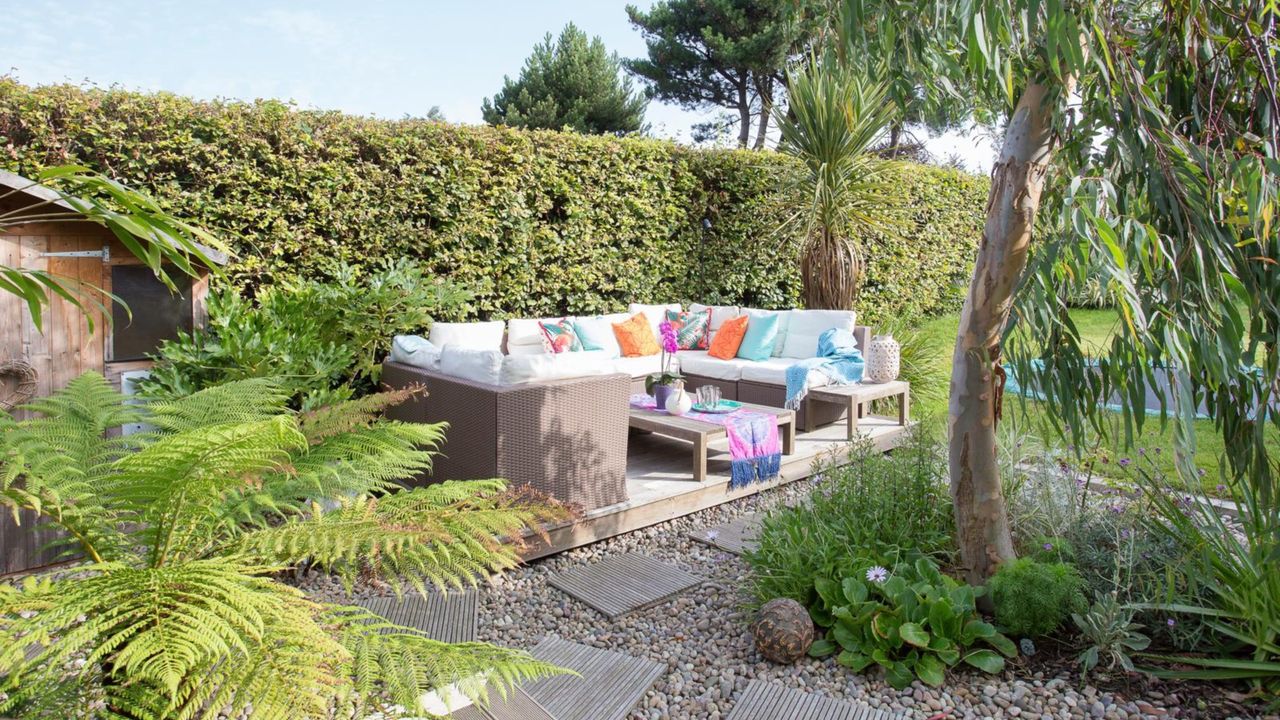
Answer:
[{"left": 0, "top": 79, "right": 987, "bottom": 324}]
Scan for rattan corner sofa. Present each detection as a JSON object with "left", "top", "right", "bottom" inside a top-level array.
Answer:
[{"left": 381, "top": 302, "right": 872, "bottom": 510}]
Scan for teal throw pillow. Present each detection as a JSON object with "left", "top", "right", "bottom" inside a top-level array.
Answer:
[{"left": 736, "top": 312, "right": 779, "bottom": 361}]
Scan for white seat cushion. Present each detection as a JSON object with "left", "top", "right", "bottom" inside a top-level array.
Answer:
[
  {"left": 389, "top": 335, "right": 441, "bottom": 371},
  {"left": 741, "top": 308, "right": 791, "bottom": 357},
  {"left": 611, "top": 354, "right": 668, "bottom": 379},
  {"left": 438, "top": 346, "right": 504, "bottom": 385},
  {"left": 500, "top": 350, "right": 612, "bottom": 385},
  {"left": 627, "top": 303, "right": 682, "bottom": 338},
  {"left": 678, "top": 350, "right": 753, "bottom": 381},
  {"left": 781, "top": 310, "right": 858, "bottom": 359},
  {"left": 739, "top": 357, "right": 832, "bottom": 389},
  {"left": 429, "top": 321, "right": 505, "bottom": 352}
]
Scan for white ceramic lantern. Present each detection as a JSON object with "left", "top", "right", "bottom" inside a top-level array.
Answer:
[{"left": 866, "top": 334, "right": 901, "bottom": 383}]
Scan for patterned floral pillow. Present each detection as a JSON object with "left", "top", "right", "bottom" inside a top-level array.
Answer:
[
  {"left": 538, "top": 318, "right": 583, "bottom": 354},
  {"left": 665, "top": 309, "right": 711, "bottom": 350}
]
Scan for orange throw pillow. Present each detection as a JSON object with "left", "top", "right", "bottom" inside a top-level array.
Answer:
[
  {"left": 612, "top": 312, "right": 661, "bottom": 357},
  {"left": 708, "top": 315, "right": 749, "bottom": 360}
]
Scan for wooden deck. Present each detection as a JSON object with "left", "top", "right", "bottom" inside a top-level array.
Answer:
[{"left": 522, "top": 414, "right": 911, "bottom": 560}]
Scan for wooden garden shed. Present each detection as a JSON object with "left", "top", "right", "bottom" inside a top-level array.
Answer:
[
  {"left": 0, "top": 170, "right": 227, "bottom": 575},
  {"left": 0, "top": 170, "right": 227, "bottom": 417}
]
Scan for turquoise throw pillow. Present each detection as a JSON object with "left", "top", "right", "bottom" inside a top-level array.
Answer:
[{"left": 736, "top": 312, "right": 779, "bottom": 361}]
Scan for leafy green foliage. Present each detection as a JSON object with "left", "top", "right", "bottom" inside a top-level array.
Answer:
[
  {"left": 140, "top": 260, "right": 469, "bottom": 407},
  {"left": 744, "top": 428, "right": 954, "bottom": 609},
  {"left": 808, "top": 556, "right": 1016, "bottom": 689},
  {"left": 1072, "top": 592, "right": 1150, "bottom": 676},
  {"left": 624, "top": 0, "right": 823, "bottom": 148},
  {"left": 1128, "top": 455, "right": 1280, "bottom": 696},
  {"left": 0, "top": 165, "right": 227, "bottom": 332},
  {"left": 482, "top": 23, "right": 647, "bottom": 135},
  {"left": 0, "top": 374, "right": 569, "bottom": 719},
  {"left": 0, "top": 78, "right": 986, "bottom": 323},
  {"left": 988, "top": 558, "right": 1086, "bottom": 638}
]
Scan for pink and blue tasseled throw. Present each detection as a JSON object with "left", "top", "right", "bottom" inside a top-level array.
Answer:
[{"left": 631, "top": 394, "right": 781, "bottom": 488}]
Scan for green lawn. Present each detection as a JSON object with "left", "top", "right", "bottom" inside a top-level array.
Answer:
[{"left": 906, "top": 309, "right": 1278, "bottom": 495}]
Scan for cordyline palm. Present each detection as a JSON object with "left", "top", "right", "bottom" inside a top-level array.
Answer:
[
  {"left": 0, "top": 375, "right": 569, "bottom": 719},
  {"left": 775, "top": 53, "right": 897, "bottom": 310}
]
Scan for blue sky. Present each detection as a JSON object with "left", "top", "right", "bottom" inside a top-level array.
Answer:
[{"left": 6, "top": 0, "right": 994, "bottom": 167}]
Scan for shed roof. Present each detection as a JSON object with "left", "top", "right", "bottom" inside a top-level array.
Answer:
[{"left": 0, "top": 169, "right": 229, "bottom": 266}]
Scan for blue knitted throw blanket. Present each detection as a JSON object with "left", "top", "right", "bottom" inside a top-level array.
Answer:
[{"left": 784, "top": 328, "right": 865, "bottom": 410}]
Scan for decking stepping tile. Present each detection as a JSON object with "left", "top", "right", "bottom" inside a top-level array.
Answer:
[
  {"left": 451, "top": 687, "right": 557, "bottom": 720},
  {"left": 354, "top": 590, "right": 477, "bottom": 643},
  {"left": 524, "top": 637, "right": 664, "bottom": 720},
  {"left": 726, "top": 680, "right": 902, "bottom": 720},
  {"left": 689, "top": 512, "right": 763, "bottom": 555},
  {"left": 547, "top": 552, "right": 703, "bottom": 619}
]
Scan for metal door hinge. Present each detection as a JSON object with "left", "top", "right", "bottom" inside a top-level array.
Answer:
[{"left": 41, "top": 245, "right": 110, "bottom": 260}]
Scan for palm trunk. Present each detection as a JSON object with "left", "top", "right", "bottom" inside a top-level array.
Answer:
[{"left": 948, "top": 81, "right": 1058, "bottom": 586}]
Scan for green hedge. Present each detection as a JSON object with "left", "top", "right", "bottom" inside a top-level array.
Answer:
[{"left": 0, "top": 79, "right": 987, "bottom": 323}]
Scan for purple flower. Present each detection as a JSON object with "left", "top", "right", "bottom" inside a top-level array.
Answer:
[
  {"left": 1216, "top": 484, "right": 1227, "bottom": 493},
  {"left": 658, "top": 321, "right": 679, "bottom": 354},
  {"left": 1119, "top": 457, "right": 1132, "bottom": 467},
  {"left": 1167, "top": 618, "right": 1177, "bottom": 628},
  {"left": 866, "top": 566, "right": 889, "bottom": 583},
  {"left": 1197, "top": 468, "right": 1207, "bottom": 478},
  {"left": 1120, "top": 528, "right": 1132, "bottom": 539},
  {"left": 1138, "top": 448, "right": 1146, "bottom": 456},
  {"left": 1043, "top": 542, "right": 1054, "bottom": 551}
]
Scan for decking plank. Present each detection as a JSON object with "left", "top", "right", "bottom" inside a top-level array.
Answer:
[
  {"left": 547, "top": 552, "right": 702, "bottom": 619},
  {"left": 524, "top": 637, "right": 663, "bottom": 720},
  {"left": 689, "top": 512, "right": 763, "bottom": 555},
  {"left": 726, "top": 680, "right": 900, "bottom": 720},
  {"left": 354, "top": 590, "right": 477, "bottom": 643}
]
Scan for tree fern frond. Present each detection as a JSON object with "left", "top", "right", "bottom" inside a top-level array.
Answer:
[
  {"left": 235, "top": 483, "right": 569, "bottom": 595},
  {"left": 144, "top": 378, "right": 292, "bottom": 434},
  {"left": 110, "top": 417, "right": 306, "bottom": 565},
  {"left": 326, "top": 604, "right": 571, "bottom": 717},
  {"left": 296, "top": 385, "right": 429, "bottom": 443}
]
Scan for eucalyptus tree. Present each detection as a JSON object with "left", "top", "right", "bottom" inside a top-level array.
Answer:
[{"left": 839, "top": 0, "right": 1278, "bottom": 586}]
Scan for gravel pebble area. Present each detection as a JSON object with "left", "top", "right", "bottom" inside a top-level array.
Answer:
[{"left": 299, "top": 477, "right": 1258, "bottom": 720}]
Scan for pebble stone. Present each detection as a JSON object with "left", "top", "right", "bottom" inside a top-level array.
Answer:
[{"left": 297, "top": 476, "right": 1240, "bottom": 720}]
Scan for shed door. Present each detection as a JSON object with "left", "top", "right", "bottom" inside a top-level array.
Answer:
[{"left": 1, "top": 231, "right": 108, "bottom": 410}]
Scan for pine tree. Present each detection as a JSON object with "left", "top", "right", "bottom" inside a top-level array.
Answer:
[{"left": 482, "top": 23, "right": 647, "bottom": 135}]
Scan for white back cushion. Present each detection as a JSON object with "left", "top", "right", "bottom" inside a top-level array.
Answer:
[
  {"left": 505, "top": 317, "right": 561, "bottom": 355},
  {"left": 500, "top": 350, "right": 612, "bottom": 385},
  {"left": 438, "top": 346, "right": 504, "bottom": 385},
  {"left": 572, "top": 314, "right": 627, "bottom": 358},
  {"left": 781, "top": 310, "right": 858, "bottom": 358},
  {"left": 428, "top": 321, "right": 505, "bottom": 352},
  {"left": 742, "top": 308, "right": 791, "bottom": 357},
  {"left": 389, "top": 335, "right": 441, "bottom": 370},
  {"left": 688, "top": 303, "right": 741, "bottom": 331},
  {"left": 627, "top": 303, "right": 682, "bottom": 338}
]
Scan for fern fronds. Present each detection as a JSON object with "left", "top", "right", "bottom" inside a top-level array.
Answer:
[
  {"left": 236, "top": 481, "right": 569, "bottom": 596},
  {"left": 326, "top": 604, "right": 570, "bottom": 717},
  {"left": 143, "top": 378, "right": 291, "bottom": 433}
]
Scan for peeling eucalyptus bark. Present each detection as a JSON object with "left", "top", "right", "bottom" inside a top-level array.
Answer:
[{"left": 948, "top": 82, "right": 1058, "bottom": 586}]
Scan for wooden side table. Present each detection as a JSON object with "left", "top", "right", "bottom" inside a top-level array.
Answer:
[
  {"left": 628, "top": 401, "right": 796, "bottom": 482},
  {"left": 805, "top": 380, "right": 910, "bottom": 439}
]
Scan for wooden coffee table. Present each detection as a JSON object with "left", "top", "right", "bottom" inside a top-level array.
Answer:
[
  {"left": 805, "top": 380, "right": 909, "bottom": 438},
  {"left": 628, "top": 401, "right": 796, "bottom": 482}
]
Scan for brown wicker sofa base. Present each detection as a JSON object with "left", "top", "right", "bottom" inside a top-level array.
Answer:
[{"left": 381, "top": 362, "right": 631, "bottom": 513}]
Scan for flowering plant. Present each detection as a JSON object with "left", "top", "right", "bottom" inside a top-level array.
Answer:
[{"left": 644, "top": 319, "right": 684, "bottom": 394}]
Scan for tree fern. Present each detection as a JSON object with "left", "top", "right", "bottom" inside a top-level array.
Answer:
[{"left": 0, "top": 374, "right": 571, "bottom": 719}]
